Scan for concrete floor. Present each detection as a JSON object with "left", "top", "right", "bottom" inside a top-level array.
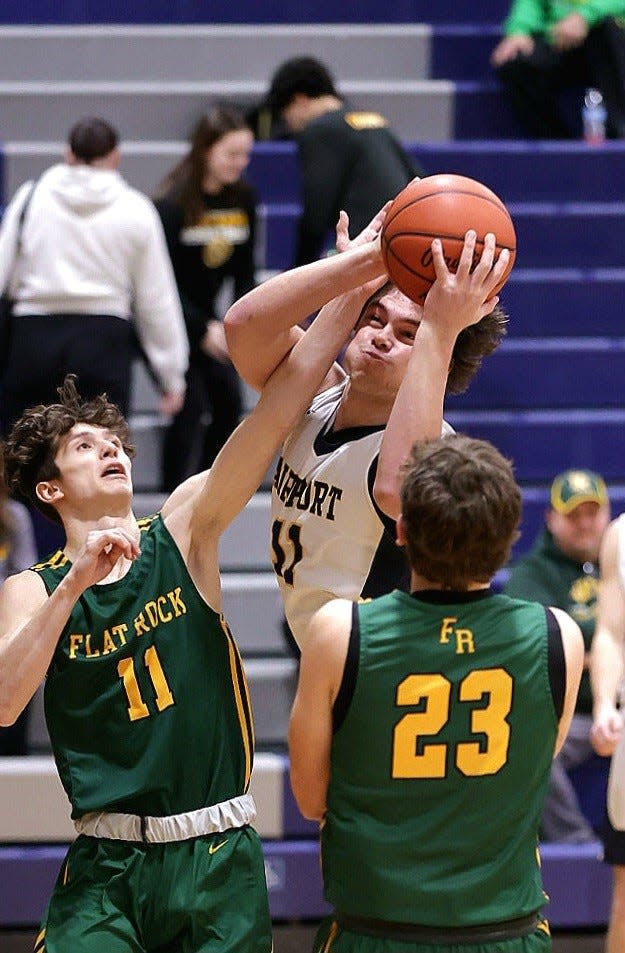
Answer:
[{"left": 0, "top": 925, "right": 608, "bottom": 952}]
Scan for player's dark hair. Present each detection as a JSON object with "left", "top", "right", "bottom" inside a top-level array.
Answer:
[
  {"left": 3, "top": 375, "right": 134, "bottom": 525},
  {"left": 400, "top": 434, "right": 521, "bottom": 590},
  {"left": 68, "top": 117, "right": 119, "bottom": 163},
  {"left": 154, "top": 104, "right": 252, "bottom": 227},
  {"left": 266, "top": 56, "right": 339, "bottom": 116},
  {"left": 448, "top": 304, "right": 508, "bottom": 394}
]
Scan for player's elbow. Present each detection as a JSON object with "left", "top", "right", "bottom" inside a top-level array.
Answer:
[
  {"left": 0, "top": 692, "right": 23, "bottom": 727},
  {"left": 372, "top": 481, "right": 400, "bottom": 521},
  {"left": 223, "top": 301, "right": 265, "bottom": 390},
  {"left": 290, "top": 771, "right": 326, "bottom": 822},
  {"left": 294, "top": 791, "right": 325, "bottom": 823}
]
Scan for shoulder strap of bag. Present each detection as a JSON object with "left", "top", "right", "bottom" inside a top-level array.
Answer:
[
  {"left": 5, "top": 180, "right": 37, "bottom": 297},
  {"left": 15, "top": 180, "right": 36, "bottom": 249}
]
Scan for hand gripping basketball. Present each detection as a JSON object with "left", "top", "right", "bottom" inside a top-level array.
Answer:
[{"left": 381, "top": 174, "right": 516, "bottom": 304}]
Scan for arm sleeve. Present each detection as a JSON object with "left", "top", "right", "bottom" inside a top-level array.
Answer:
[
  {"left": 130, "top": 199, "right": 189, "bottom": 394},
  {"left": 578, "top": 0, "right": 625, "bottom": 27},
  {"left": 294, "top": 127, "right": 350, "bottom": 266},
  {"left": 503, "top": 0, "right": 546, "bottom": 35}
]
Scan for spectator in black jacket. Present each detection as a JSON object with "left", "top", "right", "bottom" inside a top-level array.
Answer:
[
  {"left": 264, "top": 57, "right": 422, "bottom": 266},
  {"left": 154, "top": 106, "right": 257, "bottom": 491}
]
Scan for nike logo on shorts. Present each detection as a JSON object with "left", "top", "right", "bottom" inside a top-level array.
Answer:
[{"left": 208, "top": 838, "right": 229, "bottom": 855}]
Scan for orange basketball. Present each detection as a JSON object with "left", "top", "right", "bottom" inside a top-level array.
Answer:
[{"left": 380, "top": 174, "right": 516, "bottom": 305}]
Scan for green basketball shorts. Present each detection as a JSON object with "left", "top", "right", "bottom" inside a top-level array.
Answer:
[{"left": 35, "top": 826, "right": 271, "bottom": 952}]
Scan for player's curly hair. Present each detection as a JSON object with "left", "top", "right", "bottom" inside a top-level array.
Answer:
[
  {"left": 400, "top": 434, "right": 521, "bottom": 589},
  {"left": 3, "top": 375, "right": 134, "bottom": 525},
  {"left": 447, "top": 304, "right": 508, "bottom": 394}
]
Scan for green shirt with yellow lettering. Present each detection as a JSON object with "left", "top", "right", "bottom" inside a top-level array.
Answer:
[
  {"left": 323, "top": 589, "right": 557, "bottom": 927},
  {"left": 33, "top": 514, "right": 254, "bottom": 818}
]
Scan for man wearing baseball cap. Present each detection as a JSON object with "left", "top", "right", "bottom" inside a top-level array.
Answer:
[{"left": 505, "top": 468, "right": 611, "bottom": 842}]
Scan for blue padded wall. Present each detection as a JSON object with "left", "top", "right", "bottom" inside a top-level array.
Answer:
[{"left": 0, "top": 0, "right": 509, "bottom": 24}]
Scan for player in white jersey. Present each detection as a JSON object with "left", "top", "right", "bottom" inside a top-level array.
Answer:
[
  {"left": 591, "top": 513, "right": 625, "bottom": 953},
  {"left": 272, "top": 377, "right": 455, "bottom": 640},
  {"left": 225, "top": 207, "right": 509, "bottom": 647}
]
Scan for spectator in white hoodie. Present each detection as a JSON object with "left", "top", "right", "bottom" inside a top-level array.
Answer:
[{"left": 0, "top": 117, "right": 188, "bottom": 436}]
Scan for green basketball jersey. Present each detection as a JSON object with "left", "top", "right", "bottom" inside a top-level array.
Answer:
[
  {"left": 322, "top": 589, "right": 558, "bottom": 927},
  {"left": 33, "top": 514, "right": 254, "bottom": 818}
]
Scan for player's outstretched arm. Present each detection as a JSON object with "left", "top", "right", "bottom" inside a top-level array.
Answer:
[
  {"left": 224, "top": 213, "right": 387, "bottom": 391},
  {"left": 374, "top": 232, "right": 509, "bottom": 519},
  {"left": 289, "top": 598, "right": 352, "bottom": 821},
  {"left": 0, "top": 526, "right": 140, "bottom": 724},
  {"left": 550, "top": 606, "right": 584, "bottom": 757},
  {"left": 591, "top": 520, "right": 625, "bottom": 756},
  {"left": 164, "top": 278, "right": 382, "bottom": 603}
]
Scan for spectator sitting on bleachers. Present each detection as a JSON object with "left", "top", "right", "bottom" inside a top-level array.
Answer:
[
  {"left": 505, "top": 468, "right": 611, "bottom": 843},
  {"left": 490, "top": 0, "right": 625, "bottom": 139},
  {"left": 262, "top": 56, "right": 422, "bottom": 265}
]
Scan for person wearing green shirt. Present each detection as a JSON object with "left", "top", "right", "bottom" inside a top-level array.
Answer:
[
  {"left": 505, "top": 468, "right": 611, "bottom": 843},
  {"left": 0, "top": 220, "right": 387, "bottom": 951},
  {"left": 490, "top": 0, "right": 625, "bottom": 138},
  {"left": 290, "top": 435, "right": 584, "bottom": 953}
]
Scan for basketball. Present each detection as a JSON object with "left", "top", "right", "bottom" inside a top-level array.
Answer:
[{"left": 380, "top": 174, "right": 516, "bottom": 305}]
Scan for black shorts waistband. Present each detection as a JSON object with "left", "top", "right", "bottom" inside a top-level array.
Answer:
[{"left": 334, "top": 911, "right": 541, "bottom": 944}]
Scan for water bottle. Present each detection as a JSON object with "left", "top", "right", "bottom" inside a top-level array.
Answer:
[{"left": 582, "top": 88, "right": 607, "bottom": 145}]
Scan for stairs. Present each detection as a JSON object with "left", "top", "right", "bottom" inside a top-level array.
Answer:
[{"left": 0, "top": 9, "right": 617, "bottom": 929}]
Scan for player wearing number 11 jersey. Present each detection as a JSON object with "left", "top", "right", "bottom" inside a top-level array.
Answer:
[
  {"left": 0, "top": 260, "right": 355, "bottom": 953},
  {"left": 289, "top": 435, "right": 583, "bottom": 953},
  {"left": 226, "top": 209, "right": 508, "bottom": 650}
]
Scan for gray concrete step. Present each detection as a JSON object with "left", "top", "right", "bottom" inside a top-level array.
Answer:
[
  {"left": 128, "top": 413, "right": 274, "bottom": 494},
  {"left": 0, "top": 749, "right": 294, "bottom": 841},
  {"left": 133, "top": 491, "right": 273, "bottom": 576},
  {"left": 0, "top": 79, "right": 454, "bottom": 142},
  {"left": 0, "top": 24, "right": 431, "bottom": 83},
  {"left": 2, "top": 140, "right": 187, "bottom": 209},
  {"left": 222, "top": 570, "right": 284, "bottom": 655}
]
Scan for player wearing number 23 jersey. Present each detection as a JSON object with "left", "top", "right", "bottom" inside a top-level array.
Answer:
[
  {"left": 289, "top": 436, "right": 584, "bottom": 953},
  {"left": 325, "top": 591, "right": 562, "bottom": 929}
]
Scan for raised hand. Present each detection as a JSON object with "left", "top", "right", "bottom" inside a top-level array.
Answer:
[
  {"left": 69, "top": 525, "right": 141, "bottom": 591},
  {"left": 422, "top": 230, "right": 509, "bottom": 336},
  {"left": 335, "top": 201, "right": 393, "bottom": 254}
]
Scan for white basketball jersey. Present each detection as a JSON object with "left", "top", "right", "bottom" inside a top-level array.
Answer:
[{"left": 271, "top": 377, "right": 452, "bottom": 647}]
